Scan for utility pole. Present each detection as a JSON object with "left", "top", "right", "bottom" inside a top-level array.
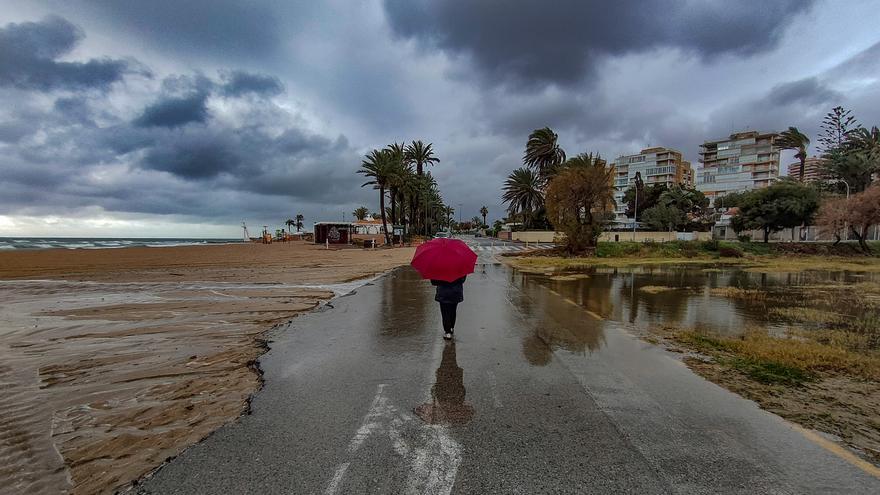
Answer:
[{"left": 632, "top": 184, "right": 638, "bottom": 241}]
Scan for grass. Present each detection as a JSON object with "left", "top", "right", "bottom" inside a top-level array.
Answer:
[
  {"left": 507, "top": 240, "right": 880, "bottom": 273},
  {"left": 667, "top": 327, "right": 880, "bottom": 384},
  {"left": 708, "top": 287, "right": 769, "bottom": 301},
  {"left": 767, "top": 307, "right": 845, "bottom": 325},
  {"left": 639, "top": 285, "right": 677, "bottom": 294}
]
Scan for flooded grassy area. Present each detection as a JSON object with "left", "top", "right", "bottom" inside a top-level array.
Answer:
[
  {"left": 509, "top": 263, "right": 880, "bottom": 466},
  {"left": 507, "top": 240, "right": 880, "bottom": 273}
]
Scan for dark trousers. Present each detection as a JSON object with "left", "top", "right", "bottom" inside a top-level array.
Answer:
[{"left": 439, "top": 302, "right": 458, "bottom": 332}]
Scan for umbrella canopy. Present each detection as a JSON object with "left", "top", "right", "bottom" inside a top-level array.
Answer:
[{"left": 410, "top": 238, "right": 477, "bottom": 282}]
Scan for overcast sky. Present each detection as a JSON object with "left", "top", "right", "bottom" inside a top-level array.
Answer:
[{"left": 1, "top": 0, "right": 879, "bottom": 237}]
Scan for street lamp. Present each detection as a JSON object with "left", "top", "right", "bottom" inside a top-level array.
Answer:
[{"left": 829, "top": 179, "right": 851, "bottom": 241}]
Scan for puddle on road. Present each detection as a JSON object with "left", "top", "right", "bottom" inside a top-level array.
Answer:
[{"left": 507, "top": 265, "right": 880, "bottom": 361}]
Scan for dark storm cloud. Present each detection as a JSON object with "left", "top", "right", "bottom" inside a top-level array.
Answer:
[
  {"left": 134, "top": 92, "right": 210, "bottom": 128},
  {"left": 383, "top": 0, "right": 816, "bottom": 88},
  {"left": 220, "top": 70, "right": 284, "bottom": 97},
  {"left": 141, "top": 130, "right": 241, "bottom": 178},
  {"left": 765, "top": 77, "right": 841, "bottom": 107},
  {"left": 0, "top": 16, "right": 136, "bottom": 91},
  {"left": 73, "top": 0, "right": 283, "bottom": 60}
]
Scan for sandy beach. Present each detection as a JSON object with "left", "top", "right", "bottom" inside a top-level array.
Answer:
[{"left": 0, "top": 242, "right": 414, "bottom": 494}]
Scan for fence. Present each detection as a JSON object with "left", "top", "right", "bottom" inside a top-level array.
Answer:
[
  {"left": 509, "top": 231, "right": 712, "bottom": 243},
  {"left": 713, "top": 225, "right": 880, "bottom": 242}
]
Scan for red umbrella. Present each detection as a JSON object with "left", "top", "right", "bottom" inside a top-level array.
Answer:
[{"left": 410, "top": 238, "right": 477, "bottom": 282}]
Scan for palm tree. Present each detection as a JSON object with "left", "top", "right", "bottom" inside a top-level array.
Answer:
[
  {"left": 357, "top": 149, "right": 394, "bottom": 245},
  {"left": 352, "top": 206, "right": 369, "bottom": 220},
  {"left": 480, "top": 206, "right": 488, "bottom": 227},
  {"left": 285, "top": 218, "right": 295, "bottom": 233},
  {"left": 405, "top": 140, "right": 440, "bottom": 176},
  {"left": 502, "top": 167, "right": 543, "bottom": 229},
  {"left": 295, "top": 214, "right": 304, "bottom": 232},
  {"left": 471, "top": 216, "right": 483, "bottom": 229},
  {"left": 524, "top": 127, "right": 566, "bottom": 182},
  {"left": 385, "top": 142, "right": 413, "bottom": 227},
  {"left": 444, "top": 205, "right": 455, "bottom": 229},
  {"left": 777, "top": 127, "right": 810, "bottom": 181}
]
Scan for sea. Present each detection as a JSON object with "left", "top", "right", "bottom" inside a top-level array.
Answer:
[{"left": 0, "top": 238, "right": 245, "bottom": 250}]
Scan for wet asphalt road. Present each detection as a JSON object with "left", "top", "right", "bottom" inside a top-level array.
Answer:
[{"left": 139, "top": 238, "right": 880, "bottom": 494}]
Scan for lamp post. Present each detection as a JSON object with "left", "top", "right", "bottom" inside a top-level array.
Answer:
[
  {"left": 458, "top": 203, "right": 462, "bottom": 236},
  {"left": 632, "top": 181, "right": 638, "bottom": 241}
]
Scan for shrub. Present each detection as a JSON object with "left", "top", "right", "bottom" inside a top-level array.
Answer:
[
  {"left": 719, "top": 246, "right": 743, "bottom": 258},
  {"left": 737, "top": 235, "right": 752, "bottom": 243},
  {"left": 702, "top": 239, "right": 720, "bottom": 251}
]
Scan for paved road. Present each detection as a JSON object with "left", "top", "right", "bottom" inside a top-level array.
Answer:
[{"left": 140, "top": 240, "right": 880, "bottom": 494}]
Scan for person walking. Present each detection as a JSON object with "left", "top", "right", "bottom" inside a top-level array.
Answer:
[
  {"left": 431, "top": 276, "right": 466, "bottom": 340},
  {"left": 410, "top": 237, "right": 476, "bottom": 340}
]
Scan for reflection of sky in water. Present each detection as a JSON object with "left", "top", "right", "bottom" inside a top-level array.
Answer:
[{"left": 515, "top": 266, "right": 880, "bottom": 339}]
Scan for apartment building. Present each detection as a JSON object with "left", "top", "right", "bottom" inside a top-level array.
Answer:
[
  {"left": 611, "top": 147, "right": 694, "bottom": 225},
  {"left": 696, "top": 131, "right": 780, "bottom": 205},
  {"left": 787, "top": 156, "right": 827, "bottom": 182}
]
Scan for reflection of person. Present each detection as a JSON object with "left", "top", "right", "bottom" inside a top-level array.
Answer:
[
  {"left": 414, "top": 343, "right": 474, "bottom": 425},
  {"left": 430, "top": 276, "right": 466, "bottom": 340}
]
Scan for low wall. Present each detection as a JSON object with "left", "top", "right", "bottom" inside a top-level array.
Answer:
[
  {"left": 510, "top": 231, "right": 560, "bottom": 243},
  {"left": 510, "top": 230, "right": 712, "bottom": 243},
  {"left": 714, "top": 225, "right": 880, "bottom": 243}
]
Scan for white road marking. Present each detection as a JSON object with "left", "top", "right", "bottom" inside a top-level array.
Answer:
[
  {"left": 324, "top": 383, "right": 462, "bottom": 495},
  {"left": 487, "top": 370, "right": 503, "bottom": 408},
  {"left": 323, "top": 462, "right": 350, "bottom": 495}
]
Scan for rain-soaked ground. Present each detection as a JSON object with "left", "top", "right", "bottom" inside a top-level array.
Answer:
[
  {"left": 139, "top": 256, "right": 880, "bottom": 494},
  {"left": 514, "top": 265, "right": 880, "bottom": 346}
]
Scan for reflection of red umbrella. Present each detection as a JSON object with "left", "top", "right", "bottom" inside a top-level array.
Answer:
[{"left": 410, "top": 238, "right": 477, "bottom": 282}]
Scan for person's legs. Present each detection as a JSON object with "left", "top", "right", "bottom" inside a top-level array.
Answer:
[
  {"left": 439, "top": 302, "right": 454, "bottom": 333},
  {"left": 448, "top": 302, "right": 458, "bottom": 331}
]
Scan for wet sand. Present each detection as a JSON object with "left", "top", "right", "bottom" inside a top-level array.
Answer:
[{"left": 0, "top": 242, "right": 414, "bottom": 494}]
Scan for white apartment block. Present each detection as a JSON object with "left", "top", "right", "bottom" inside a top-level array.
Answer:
[
  {"left": 696, "top": 131, "right": 780, "bottom": 205},
  {"left": 611, "top": 147, "right": 693, "bottom": 225}
]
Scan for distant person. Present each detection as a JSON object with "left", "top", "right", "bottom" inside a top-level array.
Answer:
[{"left": 431, "top": 276, "right": 466, "bottom": 340}]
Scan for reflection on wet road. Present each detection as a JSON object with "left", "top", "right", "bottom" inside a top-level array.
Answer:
[
  {"left": 415, "top": 343, "right": 474, "bottom": 425},
  {"left": 140, "top": 262, "right": 880, "bottom": 494}
]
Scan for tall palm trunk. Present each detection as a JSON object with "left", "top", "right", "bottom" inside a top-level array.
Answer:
[
  {"left": 799, "top": 155, "right": 806, "bottom": 182},
  {"left": 379, "top": 187, "right": 391, "bottom": 245},
  {"left": 389, "top": 186, "right": 398, "bottom": 227}
]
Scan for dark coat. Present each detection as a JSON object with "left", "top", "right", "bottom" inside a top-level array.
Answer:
[{"left": 431, "top": 276, "right": 466, "bottom": 304}]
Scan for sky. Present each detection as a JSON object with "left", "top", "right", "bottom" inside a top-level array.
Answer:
[{"left": 1, "top": 0, "right": 879, "bottom": 238}]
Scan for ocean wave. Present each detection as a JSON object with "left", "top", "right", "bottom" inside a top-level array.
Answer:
[{"left": 0, "top": 239, "right": 243, "bottom": 250}]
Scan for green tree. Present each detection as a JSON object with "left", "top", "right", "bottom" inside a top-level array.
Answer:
[
  {"left": 623, "top": 182, "right": 667, "bottom": 221},
  {"left": 822, "top": 126, "right": 880, "bottom": 193},
  {"left": 404, "top": 140, "right": 440, "bottom": 233},
  {"left": 544, "top": 153, "right": 615, "bottom": 254},
  {"left": 352, "top": 206, "right": 370, "bottom": 220},
  {"left": 405, "top": 140, "right": 440, "bottom": 176},
  {"left": 777, "top": 126, "right": 810, "bottom": 181},
  {"left": 295, "top": 214, "right": 304, "bottom": 232},
  {"left": 642, "top": 204, "right": 686, "bottom": 232},
  {"left": 285, "top": 218, "right": 295, "bottom": 233},
  {"left": 502, "top": 167, "right": 543, "bottom": 229},
  {"left": 658, "top": 185, "right": 710, "bottom": 230},
  {"left": 384, "top": 142, "right": 411, "bottom": 226},
  {"left": 524, "top": 127, "right": 566, "bottom": 182},
  {"left": 818, "top": 106, "right": 858, "bottom": 155},
  {"left": 480, "top": 205, "right": 488, "bottom": 226},
  {"left": 357, "top": 149, "right": 394, "bottom": 245},
  {"left": 729, "top": 180, "right": 820, "bottom": 243}
]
